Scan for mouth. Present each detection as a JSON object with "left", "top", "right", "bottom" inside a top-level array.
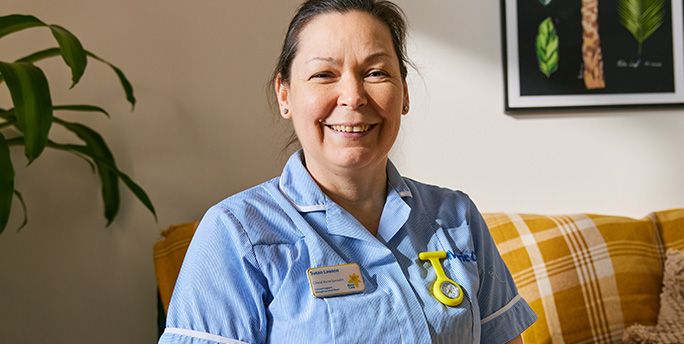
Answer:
[{"left": 324, "top": 123, "right": 377, "bottom": 134}]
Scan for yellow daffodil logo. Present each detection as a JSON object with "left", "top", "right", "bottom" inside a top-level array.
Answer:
[{"left": 347, "top": 273, "right": 361, "bottom": 288}]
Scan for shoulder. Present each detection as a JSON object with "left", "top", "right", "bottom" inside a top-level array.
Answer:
[
  {"left": 199, "top": 177, "right": 304, "bottom": 247},
  {"left": 402, "top": 177, "right": 480, "bottom": 227},
  {"left": 403, "top": 177, "right": 470, "bottom": 204}
]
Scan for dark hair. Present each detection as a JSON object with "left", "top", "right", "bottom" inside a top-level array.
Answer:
[{"left": 268, "top": 0, "right": 412, "bottom": 151}]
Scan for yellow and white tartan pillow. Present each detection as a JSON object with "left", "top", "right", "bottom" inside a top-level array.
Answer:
[
  {"left": 651, "top": 209, "right": 684, "bottom": 252},
  {"left": 485, "top": 213, "right": 663, "bottom": 344},
  {"left": 154, "top": 220, "right": 200, "bottom": 313}
]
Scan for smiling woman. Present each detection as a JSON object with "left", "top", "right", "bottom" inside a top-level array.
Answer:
[{"left": 158, "top": 1, "right": 535, "bottom": 343}]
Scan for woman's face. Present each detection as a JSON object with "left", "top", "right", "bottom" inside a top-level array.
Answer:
[{"left": 276, "top": 10, "right": 409, "bottom": 174}]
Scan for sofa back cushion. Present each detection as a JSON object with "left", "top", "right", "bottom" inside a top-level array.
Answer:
[
  {"left": 154, "top": 220, "right": 200, "bottom": 313},
  {"left": 651, "top": 209, "right": 684, "bottom": 252},
  {"left": 485, "top": 213, "right": 663, "bottom": 344}
]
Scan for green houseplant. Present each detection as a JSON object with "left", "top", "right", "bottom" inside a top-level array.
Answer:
[{"left": 0, "top": 14, "right": 156, "bottom": 234}]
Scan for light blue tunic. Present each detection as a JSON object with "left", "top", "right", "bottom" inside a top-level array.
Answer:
[{"left": 160, "top": 151, "right": 536, "bottom": 344}]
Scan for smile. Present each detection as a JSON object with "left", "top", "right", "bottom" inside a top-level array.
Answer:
[{"left": 326, "top": 124, "right": 375, "bottom": 133}]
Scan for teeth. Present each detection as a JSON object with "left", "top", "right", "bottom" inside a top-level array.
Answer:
[{"left": 330, "top": 124, "right": 371, "bottom": 133}]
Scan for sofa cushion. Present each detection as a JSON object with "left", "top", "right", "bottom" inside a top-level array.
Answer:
[
  {"left": 153, "top": 220, "right": 200, "bottom": 313},
  {"left": 485, "top": 213, "right": 663, "bottom": 344},
  {"left": 622, "top": 249, "right": 684, "bottom": 343},
  {"left": 651, "top": 209, "right": 684, "bottom": 252}
]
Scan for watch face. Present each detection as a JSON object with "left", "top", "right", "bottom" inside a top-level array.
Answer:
[{"left": 440, "top": 281, "right": 460, "bottom": 299}]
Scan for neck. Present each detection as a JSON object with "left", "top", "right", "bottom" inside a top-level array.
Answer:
[{"left": 305, "top": 158, "right": 388, "bottom": 235}]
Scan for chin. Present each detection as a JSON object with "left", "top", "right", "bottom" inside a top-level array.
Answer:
[{"left": 330, "top": 148, "right": 386, "bottom": 170}]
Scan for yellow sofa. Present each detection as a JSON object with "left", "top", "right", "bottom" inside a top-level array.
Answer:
[{"left": 154, "top": 209, "right": 684, "bottom": 343}]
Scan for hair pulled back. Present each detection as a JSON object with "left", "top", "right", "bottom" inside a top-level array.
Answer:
[{"left": 272, "top": 0, "right": 409, "bottom": 85}]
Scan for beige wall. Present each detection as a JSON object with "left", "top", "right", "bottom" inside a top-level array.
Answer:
[{"left": 1, "top": 1, "right": 682, "bottom": 343}]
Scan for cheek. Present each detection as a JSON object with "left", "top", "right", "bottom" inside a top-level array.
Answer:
[
  {"left": 384, "top": 115, "right": 402, "bottom": 143},
  {"left": 290, "top": 88, "right": 337, "bottom": 123},
  {"left": 291, "top": 115, "right": 319, "bottom": 141},
  {"left": 376, "top": 89, "right": 403, "bottom": 139},
  {"left": 370, "top": 86, "right": 404, "bottom": 115}
]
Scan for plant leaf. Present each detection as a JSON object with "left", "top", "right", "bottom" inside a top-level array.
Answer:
[
  {"left": 0, "top": 108, "right": 14, "bottom": 128},
  {"left": 116, "top": 169, "right": 157, "bottom": 222},
  {"left": 54, "top": 105, "right": 110, "bottom": 118},
  {"left": 45, "top": 138, "right": 96, "bottom": 173},
  {"left": 87, "top": 52, "right": 136, "bottom": 110},
  {"left": 2, "top": 108, "right": 99, "bottom": 173},
  {"left": 536, "top": 17, "right": 559, "bottom": 78},
  {"left": 53, "top": 119, "right": 119, "bottom": 225},
  {"left": 0, "top": 122, "right": 12, "bottom": 130},
  {"left": 13, "top": 190, "right": 28, "bottom": 232},
  {"left": 48, "top": 25, "right": 87, "bottom": 87},
  {"left": 1, "top": 48, "right": 62, "bottom": 85},
  {"left": 47, "top": 140, "right": 157, "bottom": 222},
  {"left": 0, "top": 132, "right": 15, "bottom": 234},
  {"left": 0, "top": 62, "right": 53, "bottom": 163},
  {"left": 0, "top": 14, "right": 45, "bottom": 39},
  {"left": 0, "top": 132, "right": 30, "bottom": 231},
  {"left": 0, "top": 17, "right": 87, "bottom": 88},
  {"left": 4, "top": 137, "right": 24, "bottom": 146},
  {"left": 8, "top": 48, "right": 136, "bottom": 109},
  {"left": 0, "top": 109, "right": 16, "bottom": 130},
  {"left": 0, "top": 109, "right": 13, "bottom": 121},
  {"left": 618, "top": 0, "right": 665, "bottom": 55},
  {"left": 15, "top": 47, "right": 61, "bottom": 64},
  {"left": 0, "top": 48, "right": 61, "bottom": 85}
]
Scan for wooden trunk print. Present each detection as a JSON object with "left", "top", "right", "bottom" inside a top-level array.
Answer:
[{"left": 581, "top": 0, "right": 606, "bottom": 89}]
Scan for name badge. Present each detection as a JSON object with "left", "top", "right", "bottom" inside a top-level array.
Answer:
[{"left": 307, "top": 263, "right": 366, "bottom": 298}]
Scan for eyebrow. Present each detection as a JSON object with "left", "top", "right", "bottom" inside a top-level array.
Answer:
[
  {"left": 305, "top": 52, "right": 393, "bottom": 65},
  {"left": 307, "top": 56, "right": 338, "bottom": 64}
]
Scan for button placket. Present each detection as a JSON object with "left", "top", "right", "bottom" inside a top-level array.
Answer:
[{"left": 383, "top": 254, "right": 434, "bottom": 343}]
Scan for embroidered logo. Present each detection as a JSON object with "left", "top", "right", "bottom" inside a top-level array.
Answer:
[
  {"left": 347, "top": 273, "right": 361, "bottom": 288},
  {"left": 447, "top": 250, "right": 477, "bottom": 263}
]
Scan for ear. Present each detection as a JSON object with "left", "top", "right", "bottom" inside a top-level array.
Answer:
[
  {"left": 402, "top": 79, "right": 410, "bottom": 115},
  {"left": 275, "top": 74, "right": 291, "bottom": 119}
]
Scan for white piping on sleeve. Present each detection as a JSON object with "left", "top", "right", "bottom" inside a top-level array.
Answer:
[
  {"left": 163, "top": 328, "right": 249, "bottom": 344},
  {"left": 481, "top": 294, "right": 522, "bottom": 325}
]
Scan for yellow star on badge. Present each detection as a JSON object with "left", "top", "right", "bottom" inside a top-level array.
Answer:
[{"left": 347, "top": 273, "right": 360, "bottom": 288}]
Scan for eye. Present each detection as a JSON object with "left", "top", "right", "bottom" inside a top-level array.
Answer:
[
  {"left": 309, "top": 71, "right": 334, "bottom": 80},
  {"left": 365, "top": 69, "right": 390, "bottom": 80}
]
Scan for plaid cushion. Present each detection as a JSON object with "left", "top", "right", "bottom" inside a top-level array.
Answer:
[
  {"left": 485, "top": 213, "right": 663, "bottom": 344},
  {"left": 651, "top": 209, "right": 684, "bottom": 252},
  {"left": 153, "top": 220, "right": 199, "bottom": 313},
  {"left": 623, "top": 249, "right": 684, "bottom": 343}
]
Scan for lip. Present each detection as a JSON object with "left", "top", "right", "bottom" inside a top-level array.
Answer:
[
  {"left": 321, "top": 122, "right": 378, "bottom": 137},
  {"left": 321, "top": 121, "right": 378, "bottom": 126}
]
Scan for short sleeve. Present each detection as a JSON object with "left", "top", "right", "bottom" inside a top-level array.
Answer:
[
  {"left": 159, "top": 205, "right": 270, "bottom": 344},
  {"left": 467, "top": 197, "right": 537, "bottom": 343}
]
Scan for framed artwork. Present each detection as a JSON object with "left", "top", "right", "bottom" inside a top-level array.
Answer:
[{"left": 501, "top": 0, "right": 684, "bottom": 111}]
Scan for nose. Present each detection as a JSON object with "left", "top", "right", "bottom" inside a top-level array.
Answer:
[{"left": 337, "top": 74, "right": 368, "bottom": 110}]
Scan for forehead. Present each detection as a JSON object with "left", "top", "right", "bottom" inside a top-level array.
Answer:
[{"left": 294, "top": 10, "right": 397, "bottom": 62}]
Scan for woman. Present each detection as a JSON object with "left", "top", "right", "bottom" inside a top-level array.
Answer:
[{"left": 160, "top": 1, "right": 536, "bottom": 343}]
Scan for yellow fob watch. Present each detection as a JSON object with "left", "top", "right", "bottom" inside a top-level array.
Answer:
[{"left": 419, "top": 251, "right": 464, "bottom": 307}]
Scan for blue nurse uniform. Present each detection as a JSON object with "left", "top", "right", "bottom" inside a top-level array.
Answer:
[{"left": 159, "top": 150, "right": 536, "bottom": 344}]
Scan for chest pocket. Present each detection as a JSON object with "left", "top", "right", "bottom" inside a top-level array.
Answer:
[
  {"left": 425, "top": 223, "right": 480, "bottom": 343},
  {"left": 443, "top": 225, "right": 480, "bottom": 293},
  {"left": 430, "top": 260, "right": 475, "bottom": 344},
  {"left": 325, "top": 286, "right": 403, "bottom": 344}
]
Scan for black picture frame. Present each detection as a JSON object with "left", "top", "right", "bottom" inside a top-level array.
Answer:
[{"left": 501, "top": 0, "right": 684, "bottom": 112}]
